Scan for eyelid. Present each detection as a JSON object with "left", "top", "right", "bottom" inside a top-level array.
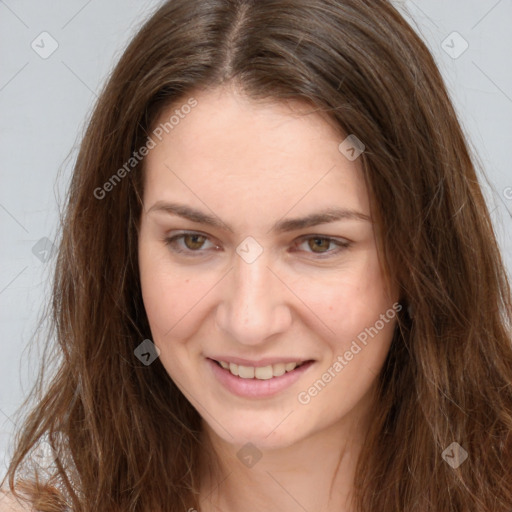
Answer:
[
  {"left": 291, "top": 234, "right": 351, "bottom": 258},
  {"left": 294, "top": 233, "right": 351, "bottom": 246},
  {"left": 163, "top": 230, "right": 351, "bottom": 258},
  {"left": 164, "top": 230, "right": 219, "bottom": 254}
]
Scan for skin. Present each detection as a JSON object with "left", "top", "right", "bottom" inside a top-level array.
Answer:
[{"left": 138, "top": 83, "right": 400, "bottom": 512}]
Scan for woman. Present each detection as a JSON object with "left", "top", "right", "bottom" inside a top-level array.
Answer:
[{"left": 1, "top": 0, "right": 511, "bottom": 510}]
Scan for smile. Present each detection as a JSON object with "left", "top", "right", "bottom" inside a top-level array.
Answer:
[
  {"left": 207, "top": 357, "right": 315, "bottom": 399},
  {"left": 215, "top": 360, "right": 307, "bottom": 380}
]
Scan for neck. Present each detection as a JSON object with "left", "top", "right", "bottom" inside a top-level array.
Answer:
[{"left": 197, "top": 395, "right": 374, "bottom": 512}]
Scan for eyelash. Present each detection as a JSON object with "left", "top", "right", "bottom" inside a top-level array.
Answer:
[{"left": 163, "top": 231, "right": 351, "bottom": 259}]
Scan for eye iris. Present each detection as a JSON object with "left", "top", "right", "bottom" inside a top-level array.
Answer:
[
  {"left": 184, "top": 234, "right": 206, "bottom": 250},
  {"left": 308, "top": 238, "right": 330, "bottom": 253},
  {"left": 177, "top": 235, "right": 336, "bottom": 253}
]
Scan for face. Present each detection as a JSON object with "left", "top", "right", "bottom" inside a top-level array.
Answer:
[{"left": 138, "top": 85, "right": 399, "bottom": 450}]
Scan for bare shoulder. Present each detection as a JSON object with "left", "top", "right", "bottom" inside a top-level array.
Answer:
[{"left": 0, "top": 490, "right": 34, "bottom": 512}]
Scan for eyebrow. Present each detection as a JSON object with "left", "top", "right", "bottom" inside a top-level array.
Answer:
[{"left": 147, "top": 201, "right": 371, "bottom": 234}]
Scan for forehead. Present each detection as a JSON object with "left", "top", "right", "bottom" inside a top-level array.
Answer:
[{"left": 142, "top": 86, "right": 370, "bottom": 221}]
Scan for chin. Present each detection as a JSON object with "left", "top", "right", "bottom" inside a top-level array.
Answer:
[{"left": 202, "top": 409, "right": 313, "bottom": 451}]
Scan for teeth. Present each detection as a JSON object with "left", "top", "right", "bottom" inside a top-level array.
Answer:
[
  {"left": 285, "top": 362, "right": 297, "bottom": 372},
  {"left": 217, "top": 360, "right": 303, "bottom": 379},
  {"left": 238, "top": 365, "right": 255, "bottom": 379},
  {"left": 272, "top": 363, "right": 286, "bottom": 377},
  {"left": 254, "top": 365, "right": 273, "bottom": 380}
]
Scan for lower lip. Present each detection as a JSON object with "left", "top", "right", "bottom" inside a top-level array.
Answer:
[{"left": 207, "top": 358, "right": 315, "bottom": 399}]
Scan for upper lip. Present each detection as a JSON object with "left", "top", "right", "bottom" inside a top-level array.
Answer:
[{"left": 208, "top": 356, "right": 313, "bottom": 367}]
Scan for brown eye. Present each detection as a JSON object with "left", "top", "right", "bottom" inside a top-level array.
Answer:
[
  {"left": 182, "top": 233, "right": 207, "bottom": 250},
  {"left": 293, "top": 236, "right": 351, "bottom": 258},
  {"left": 164, "top": 232, "right": 217, "bottom": 256},
  {"left": 307, "top": 237, "right": 332, "bottom": 253}
]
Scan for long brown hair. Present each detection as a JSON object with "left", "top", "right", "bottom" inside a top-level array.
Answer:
[{"left": 2, "top": 0, "right": 512, "bottom": 510}]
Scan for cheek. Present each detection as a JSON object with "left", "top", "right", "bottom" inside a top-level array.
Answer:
[
  {"left": 298, "top": 283, "right": 397, "bottom": 414},
  {"left": 140, "top": 270, "right": 205, "bottom": 341},
  {"left": 289, "top": 253, "right": 394, "bottom": 341},
  {"left": 138, "top": 240, "right": 199, "bottom": 341},
  {"left": 139, "top": 259, "right": 203, "bottom": 378}
]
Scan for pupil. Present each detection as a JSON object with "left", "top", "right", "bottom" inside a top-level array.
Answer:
[
  {"left": 186, "top": 234, "right": 204, "bottom": 249},
  {"left": 311, "top": 238, "right": 328, "bottom": 252}
]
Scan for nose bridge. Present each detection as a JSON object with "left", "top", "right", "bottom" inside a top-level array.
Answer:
[{"left": 216, "top": 249, "right": 291, "bottom": 344}]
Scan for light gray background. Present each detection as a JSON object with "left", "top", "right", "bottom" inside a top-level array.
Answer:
[{"left": 0, "top": 0, "right": 511, "bottom": 473}]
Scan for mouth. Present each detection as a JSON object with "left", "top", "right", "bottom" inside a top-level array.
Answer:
[
  {"left": 212, "top": 359, "right": 311, "bottom": 380},
  {"left": 206, "top": 357, "right": 315, "bottom": 398}
]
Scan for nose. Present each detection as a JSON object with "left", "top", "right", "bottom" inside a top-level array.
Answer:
[{"left": 215, "top": 250, "right": 293, "bottom": 346}]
